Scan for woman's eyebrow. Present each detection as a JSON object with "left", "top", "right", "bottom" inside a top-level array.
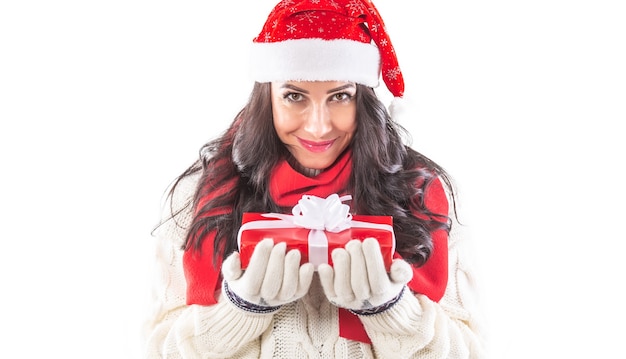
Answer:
[
  {"left": 327, "top": 84, "right": 356, "bottom": 94},
  {"left": 280, "top": 84, "right": 309, "bottom": 93},
  {"left": 279, "top": 83, "right": 356, "bottom": 94}
]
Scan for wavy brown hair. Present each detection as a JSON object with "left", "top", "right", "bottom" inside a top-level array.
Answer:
[{"left": 164, "top": 82, "right": 456, "bottom": 267}]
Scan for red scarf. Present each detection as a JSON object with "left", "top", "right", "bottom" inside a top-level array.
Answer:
[{"left": 183, "top": 150, "right": 449, "bottom": 344}]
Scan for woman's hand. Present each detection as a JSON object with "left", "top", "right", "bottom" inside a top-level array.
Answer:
[
  {"left": 222, "top": 238, "right": 314, "bottom": 311},
  {"left": 318, "top": 237, "right": 413, "bottom": 314}
]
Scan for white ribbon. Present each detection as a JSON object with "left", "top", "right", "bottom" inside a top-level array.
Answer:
[{"left": 237, "top": 194, "right": 395, "bottom": 269}]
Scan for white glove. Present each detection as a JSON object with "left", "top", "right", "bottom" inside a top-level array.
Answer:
[
  {"left": 318, "top": 237, "right": 413, "bottom": 313},
  {"left": 222, "top": 238, "right": 314, "bottom": 311}
]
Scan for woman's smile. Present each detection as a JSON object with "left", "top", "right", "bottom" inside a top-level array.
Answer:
[{"left": 297, "top": 137, "right": 337, "bottom": 153}]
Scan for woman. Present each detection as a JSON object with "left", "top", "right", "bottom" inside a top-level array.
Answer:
[{"left": 143, "top": 0, "right": 485, "bottom": 357}]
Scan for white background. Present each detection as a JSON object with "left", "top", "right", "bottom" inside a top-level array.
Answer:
[{"left": 1, "top": 1, "right": 625, "bottom": 358}]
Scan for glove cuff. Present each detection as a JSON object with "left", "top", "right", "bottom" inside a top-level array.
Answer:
[
  {"left": 222, "top": 280, "right": 282, "bottom": 314},
  {"left": 348, "top": 286, "right": 406, "bottom": 316}
]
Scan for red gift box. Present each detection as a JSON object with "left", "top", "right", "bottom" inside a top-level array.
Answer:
[{"left": 237, "top": 194, "right": 395, "bottom": 271}]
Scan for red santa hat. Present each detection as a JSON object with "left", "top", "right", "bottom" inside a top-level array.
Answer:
[{"left": 250, "top": 0, "right": 405, "bottom": 104}]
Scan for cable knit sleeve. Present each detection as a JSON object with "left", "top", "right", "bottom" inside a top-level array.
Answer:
[
  {"left": 142, "top": 173, "right": 272, "bottom": 358},
  {"left": 360, "top": 178, "right": 486, "bottom": 358}
]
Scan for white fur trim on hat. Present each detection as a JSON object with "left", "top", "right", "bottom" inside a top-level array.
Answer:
[{"left": 249, "top": 38, "right": 380, "bottom": 87}]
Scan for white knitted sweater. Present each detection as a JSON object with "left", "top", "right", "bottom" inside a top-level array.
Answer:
[{"left": 142, "top": 173, "right": 486, "bottom": 358}]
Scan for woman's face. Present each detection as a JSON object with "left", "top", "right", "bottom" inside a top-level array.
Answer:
[{"left": 271, "top": 81, "right": 357, "bottom": 171}]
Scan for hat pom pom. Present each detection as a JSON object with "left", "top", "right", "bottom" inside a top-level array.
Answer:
[{"left": 389, "top": 97, "right": 408, "bottom": 124}]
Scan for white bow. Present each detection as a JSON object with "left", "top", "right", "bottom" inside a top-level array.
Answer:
[{"left": 291, "top": 194, "right": 353, "bottom": 232}]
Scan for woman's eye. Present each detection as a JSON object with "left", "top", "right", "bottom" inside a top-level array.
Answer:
[
  {"left": 285, "top": 93, "right": 303, "bottom": 102},
  {"left": 332, "top": 93, "right": 353, "bottom": 102}
]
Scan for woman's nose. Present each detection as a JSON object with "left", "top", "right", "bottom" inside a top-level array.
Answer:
[{"left": 303, "top": 103, "right": 332, "bottom": 138}]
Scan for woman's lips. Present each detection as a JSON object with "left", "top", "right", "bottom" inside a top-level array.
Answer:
[{"left": 297, "top": 138, "right": 336, "bottom": 153}]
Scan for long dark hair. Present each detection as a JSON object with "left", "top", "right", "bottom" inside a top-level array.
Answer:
[{"left": 164, "top": 82, "right": 455, "bottom": 267}]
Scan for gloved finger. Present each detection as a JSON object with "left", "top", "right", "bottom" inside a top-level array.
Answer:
[
  {"left": 277, "top": 248, "right": 302, "bottom": 300},
  {"left": 345, "top": 240, "right": 371, "bottom": 301},
  {"left": 317, "top": 263, "right": 336, "bottom": 298},
  {"left": 362, "top": 237, "right": 390, "bottom": 294},
  {"left": 244, "top": 238, "right": 275, "bottom": 295},
  {"left": 293, "top": 262, "right": 314, "bottom": 299},
  {"left": 222, "top": 251, "right": 243, "bottom": 282},
  {"left": 260, "top": 241, "right": 287, "bottom": 300},
  {"left": 331, "top": 247, "right": 354, "bottom": 301},
  {"left": 389, "top": 258, "right": 413, "bottom": 285}
]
